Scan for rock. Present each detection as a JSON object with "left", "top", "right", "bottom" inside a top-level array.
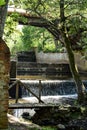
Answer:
[
  {"left": 8, "top": 114, "right": 42, "bottom": 130},
  {"left": 57, "top": 124, "right": 65, "bottom": 129},
  {"left": 22, "top": 112, "right": 32, "bottom": 120},
  {"left": 8, "top": 114, "right": 20, "bottom": 123}
]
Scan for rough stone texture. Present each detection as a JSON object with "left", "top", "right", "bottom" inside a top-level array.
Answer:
[
  {"left": 35, "top": 51, "right": 87, "bottom": 71},
  {"left": 10, "top": 61, "right": 16, "bottom": 78},
  {"left": 17, "top": 51, "right": 87, "bottom": 79},
  {"left": 0, "top": 39, "right": 10, "bottom": 129}
]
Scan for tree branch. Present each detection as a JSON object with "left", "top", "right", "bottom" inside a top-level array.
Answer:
[{"left": 7, "top": 7, "right": 87, "bottom": 50}]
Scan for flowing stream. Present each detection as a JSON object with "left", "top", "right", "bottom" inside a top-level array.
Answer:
[
  {"left": 20, "top": 79, "right": 87, "bottom": 98},
  {"left": 10, "top": 79, "right": 87, "bottom": 118},
  {"left": 21, "top": 80, "right": 77, "bottom": 97}
]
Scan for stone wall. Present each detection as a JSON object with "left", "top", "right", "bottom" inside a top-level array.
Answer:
[
  {"left": 35, "top": 51, "right": 87, "bottom": 71},
  {"left": 0, "top": 39, "right": 10, "bottom": 129},
  {"left": 36, "top": 51, "right": 68, "bottom": 64},
  {"left": 17, "top": 62, "right": 72, "bottom": 79},
  {"left": 16, "top": 50, "right": 87, "bottom": 79},
  {"left": 17, "top": 51, "right": 36, "bottom": 62}
]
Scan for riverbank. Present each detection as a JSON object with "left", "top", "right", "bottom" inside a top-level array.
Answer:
[
  {"left": 8, "top": 95, "right": 87, "bottom": 130},
  {"left": 8, "top": 114, "right": 42, "bottom": 130}
]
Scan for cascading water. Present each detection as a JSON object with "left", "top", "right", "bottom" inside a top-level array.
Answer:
[
  {"left": 20, "top": 79, "right": 87, "bottom": 97},
  {"left": 11, "top": 79, "right": 87, "bottom": 118}
]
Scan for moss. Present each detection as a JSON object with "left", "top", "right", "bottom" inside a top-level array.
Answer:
[
  {"left": 81, "top": 106, "right": 87, "bottom": 117},
  {"left": 42, "top": 126, "right": 57, "bottom": 130}
]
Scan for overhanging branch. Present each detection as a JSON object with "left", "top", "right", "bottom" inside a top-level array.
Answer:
[
  {"left": 7, "top": 7, "right": 87, "bottom": 50},
  {"left": 8, "top": 7, "right": 61, "bottom": 40}
]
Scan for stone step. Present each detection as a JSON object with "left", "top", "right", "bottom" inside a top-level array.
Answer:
[
  {"left": 17, "top": 62, "right": 70, "bottom": 68},
  {"left": 17, "top": 62, "right": 72, "bottom": 76}
]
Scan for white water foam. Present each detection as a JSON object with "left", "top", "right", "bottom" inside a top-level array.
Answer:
[
  {"left": 13, "top": 94, "right": 77, "bottom": 118},
  {"left": 23, "top": 94, "right": 77, "bottom": 103}
]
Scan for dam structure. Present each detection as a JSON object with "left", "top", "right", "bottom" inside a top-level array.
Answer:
[
  {"left": 9, "top": 51, "right": 87, "bottom": 119},
  {"left": 10, "top": 51, "right": 87, "bottom": 98}
]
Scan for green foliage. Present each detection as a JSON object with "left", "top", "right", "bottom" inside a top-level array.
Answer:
[
  {"left": 42, "top": 126, "right": 57, "bottom": 130},
  {"left": 20, "top": 26, "right": 43, "bottom": 51},
  {"left": 5, "top": 16, "right": 17, "bottom": 37},
  {"left": 20, "top": 25, "right": 59, "bottom": 52},
  {"left": 43, "top": 43, "right": 56, "bottom": 53},
  {"left": 6, "top": 0, "right": 87, "bottom": 57},
  {"left": 0, "top": 0, "right": 5, "bottom": 6}
]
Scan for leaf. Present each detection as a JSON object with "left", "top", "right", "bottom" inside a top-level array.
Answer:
[{"left": 0, "top": 0, "right": 6, "bottom": 6}]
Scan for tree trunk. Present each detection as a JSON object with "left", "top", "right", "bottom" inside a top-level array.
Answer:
[
  {"left": 59, "top": 0, "right": 86, "bottom": 103},
  {"left": 63, "top": 33, "right": 86, "bottom": 103},
  {"left": 0, "top": 39, "right": 10, "bottom": 129},
  {"left": 0, "top": 0, "right": 9, "bottom": 38},
  {"left": 0, "top": 0, "right": 10, "bottom": 129}
]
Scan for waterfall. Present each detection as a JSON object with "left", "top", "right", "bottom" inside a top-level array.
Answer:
[
  {"left": 9, "top": 80, "right": 87, "bottom": 118},
  {"left": 20, "top": 80, "right": 87, "bottom": 97}
]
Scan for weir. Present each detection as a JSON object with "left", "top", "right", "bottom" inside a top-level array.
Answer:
[
  {"left": 16, "top": 51, "right": 87, "bottom": 79},
  {"left": 9, "top": 51, "right": 87, "bottom": 99},
  {"left": 20, "top": 79, "right": 87, "bottom": 97},
  {"left": 9, "top": 51, "right": 87, "bottom": 118}
]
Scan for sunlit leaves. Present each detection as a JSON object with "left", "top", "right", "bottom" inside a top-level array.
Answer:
[
  {"left": 7, "top": 0, "right": 87, "bottom": 55},
  {"left": 0, "top": 0, "right": 5, "bottom": 6},
  {"left": 20, "top": 25, "right": 54, "bottom": 52},
  {"left": 9, "top": 0, "right": 60, "bottom": 19}
]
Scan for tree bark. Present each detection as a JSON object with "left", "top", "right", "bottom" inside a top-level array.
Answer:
[
  {"left": 63, "top": 33, "right": 86, "bottom": 103},
  {"left": 0, "top": 39, "right": 10, "bottom": 129},
  {"left": 0, "top": 0, "right": 9, "bottom": 38},
  {"left": 59, "top": 0, "right": 86, "bottom": 103},
  {"left": 0, "top": 0, "right": 10, "bottom": 129}
]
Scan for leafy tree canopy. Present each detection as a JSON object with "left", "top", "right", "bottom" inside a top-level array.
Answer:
[
  {"left": 0, "top": 0, "right": 5, "bottom": 6},
  {"left": 5, "top": 0, "right": 87, "bottom": 56}
]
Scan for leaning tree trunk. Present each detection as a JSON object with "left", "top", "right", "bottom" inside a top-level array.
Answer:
[
  {"left": 0, "top": 0, "right": 10, "bottom": 129},
  {"left": 60, "top": 0, "right": 86, "bottom": 103},
  {"left": 63, "top": 33, "right": 86, "bottom": 103}
]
